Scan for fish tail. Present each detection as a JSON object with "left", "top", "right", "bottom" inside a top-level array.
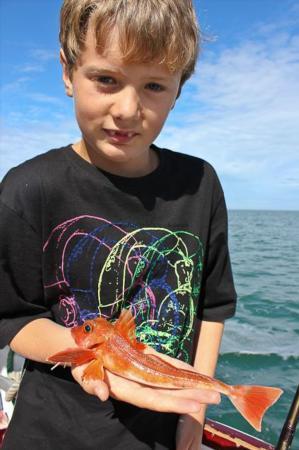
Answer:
[{"left": 228, "top": 385, "right": 283, "bottom": 431}]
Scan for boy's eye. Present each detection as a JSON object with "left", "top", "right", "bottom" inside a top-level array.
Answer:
[
  {"left": 146, "top": 82, "right": 165, "bottom": 92},
  {"left": 96, "top": 76, "right": 116, "bottom": 85}
]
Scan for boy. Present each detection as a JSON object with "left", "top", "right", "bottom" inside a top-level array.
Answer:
[{"left": 0, "top": 0, "right": 236, "bottom": 449}]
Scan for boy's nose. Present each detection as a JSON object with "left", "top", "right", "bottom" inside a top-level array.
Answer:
[{"left": 110, "top": 87, "right": 142, "bottom": 122}]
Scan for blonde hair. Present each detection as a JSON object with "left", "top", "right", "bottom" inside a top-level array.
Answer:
[{"left": 59, "top": 0, "right": 199, "bottom": 87}]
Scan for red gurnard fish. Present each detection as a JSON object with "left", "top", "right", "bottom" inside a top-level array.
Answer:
[{"left": 48, "top": 309, "right": 283, "bottom": 432}]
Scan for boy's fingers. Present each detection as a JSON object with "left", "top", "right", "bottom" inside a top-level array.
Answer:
[
  {"left": 118, "top": 386, "right": 202, "bottom": 414},
  {"left": 105, "top": 370, "right": 220, "bottom": 412},
  {"left": 167, "top": 388, "right": 220, "bottom": 405},
  {"left": 81, "top": 379, "right": 109, "bottom": 400},
  {"left": 94, "top": 382, "right": 109, "bottom": 401},
  {"left": 74, "top": 368, "right": 110, "bottom": 401}
]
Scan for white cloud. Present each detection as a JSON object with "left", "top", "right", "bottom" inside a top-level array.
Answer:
[
  {"left": 19, "top": 64, "right": 45, "bottom": 73},
  {"left": 158, "top": 18, "right": 299, "bottom": 199},
  {"left": 0, "top": 77, "right": 30, "bottom": 93},
  {"left": 27, "top": 93, "right": 65, "bottom": 106},
  {"left": 30, "top": 49, "right": 58, "bottom": 62},
  {"left": 0, "top": 120, "right": 80, "bottom": 177}
]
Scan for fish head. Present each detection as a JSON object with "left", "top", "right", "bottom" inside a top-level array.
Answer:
[{"left": 71, "top": 317, "right": 113, "bottom": 348}]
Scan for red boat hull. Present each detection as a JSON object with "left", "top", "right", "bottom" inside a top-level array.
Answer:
[{"left": 203, "top": 418, "right": 274, "bottom": 449}]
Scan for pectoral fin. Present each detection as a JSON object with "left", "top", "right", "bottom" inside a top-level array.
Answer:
[
  {"left": 48, "top": 348, "right": 96, "bottom": 366},
  {"left": 82, "top": 359, "right": 104, "bottom": 381}
]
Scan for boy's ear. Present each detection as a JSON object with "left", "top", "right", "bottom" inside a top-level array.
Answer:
[{"left": 60, "top": 49, "right": 73, "bottom": 97}]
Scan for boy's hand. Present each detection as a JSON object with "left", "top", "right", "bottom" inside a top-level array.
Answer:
[
  {"left": 72, "top": 364, "right": 218, "bottom": 413},
  {"left": 71, "top": 347, "right": 220, "bottom": 414},
  {"left": 71, "top": 364, "right": 110, "bottom": 400}
]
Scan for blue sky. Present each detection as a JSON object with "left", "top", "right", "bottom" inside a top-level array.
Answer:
[{"left": 0, "top": 0, "right": 298, "bottom": 210}]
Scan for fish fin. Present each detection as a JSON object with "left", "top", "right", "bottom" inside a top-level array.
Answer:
[
  {"left": 229, "top": 385, "right": 283, "bottom": 431},
  {"left": 134, "top": 341, "right": 147, "bottom": 351},
  {"left": 115, "top": 308, "right": 135, "bottom": 336},
  {"left": 115, "top": 308, "right": 146, "bottom": 350},
  {"left": 48, "top": 348, "right": 96, "bottom": 366},
  {"left": 82, "top": 359, "right": 104, "bottom": 381}
]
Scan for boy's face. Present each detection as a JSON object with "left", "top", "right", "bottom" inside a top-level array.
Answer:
[{"left": 61, "top": 28, "right": 181, "bottom": 175}]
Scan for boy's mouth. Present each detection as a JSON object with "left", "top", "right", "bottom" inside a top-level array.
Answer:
[{"left": 104, "top": 129, "right": 138, "bottom": 143}]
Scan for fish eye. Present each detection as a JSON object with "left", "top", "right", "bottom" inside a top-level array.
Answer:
[{"left": 84, "top": 323, "right": 93, "bottom": 333}]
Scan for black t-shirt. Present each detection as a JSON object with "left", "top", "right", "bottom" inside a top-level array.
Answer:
[{"left": 0, "top": 144, "right": 236, "bottom": 449}]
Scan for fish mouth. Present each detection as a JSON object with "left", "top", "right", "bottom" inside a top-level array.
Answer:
[
  {"left": 88, "top": 343, "right": 100, "bottom": 349},
  {"left": 87, "top": 342, "right": 105, "bottom": 350}
]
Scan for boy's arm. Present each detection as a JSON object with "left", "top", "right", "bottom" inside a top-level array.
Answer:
[
  {"left": 176, "top": 319, "right": 224, "bottom": 450},
  {"left": 9, "top": 318, "right": 76, "bottom": 363},
  {"left": 10, "top": 318, "right": 220, "bottom": 412}
]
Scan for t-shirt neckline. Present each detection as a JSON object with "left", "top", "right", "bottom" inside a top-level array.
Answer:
[{"left": 65, "top": 143, "right": 166, "bottom": 192}]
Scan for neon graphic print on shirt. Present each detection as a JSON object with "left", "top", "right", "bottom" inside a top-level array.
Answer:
[{"left": 44, "top": 215, "right": 203, "bottom": 362}]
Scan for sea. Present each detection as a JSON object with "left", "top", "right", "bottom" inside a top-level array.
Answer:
[{"left": 208, "top": 210, "right": 299, "bottom": 449}]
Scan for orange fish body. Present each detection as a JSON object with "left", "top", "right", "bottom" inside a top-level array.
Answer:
[{"left": 49, "top": 309, "right": 283, "bottom": 432}]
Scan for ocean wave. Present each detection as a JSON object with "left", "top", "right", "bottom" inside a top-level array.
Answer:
[
  {"left": 219, "top": 351, "right": 299, "bottom": 363},
  {"left": 221, "top": 318, "right": 298, "bottom": 359}
]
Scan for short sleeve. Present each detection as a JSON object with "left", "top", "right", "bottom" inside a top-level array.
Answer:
[
  {"left": 0, "top": 201, "right": 52, "bottom": 348},
  {"left": 197, "top": 193, "right": 237, "bottom": 321}
]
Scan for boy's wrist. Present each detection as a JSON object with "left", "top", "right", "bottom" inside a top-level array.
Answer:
[
  {"left": 10, "top": 318, "right": 77, "bottom": 364},
  {"left": 181, "top": 404, "right": 207, "bottom": 424}
]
